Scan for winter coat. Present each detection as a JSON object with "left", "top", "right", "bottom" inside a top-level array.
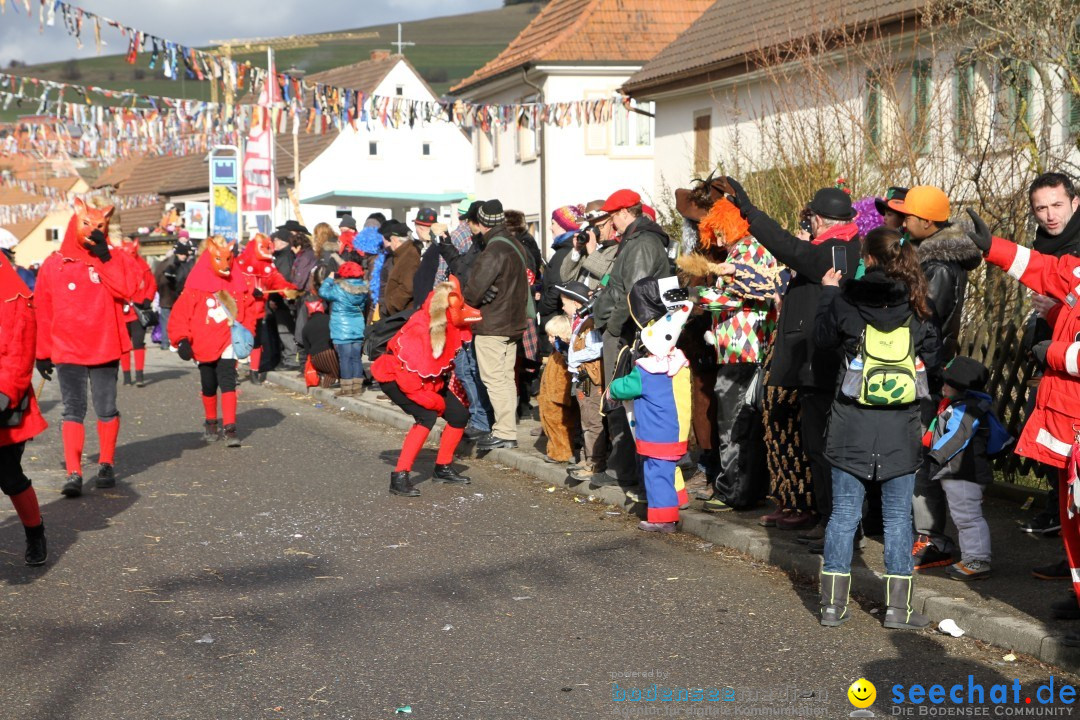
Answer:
[
  {"left": 593, "top": 216, "right": 671, "bottom": 340},
  {"left": 749, "top": 213, "right": 862, "bottom": 389},
  {"left": 273, "top": 247, "right": 294, "bottom": 280},
  {"left": 0, "top": 257, "right": 47, "bottom": 447},
  {"left": 120, "top": 255, "right": 156, "bottom": 324},
  {"left": 289, "top": 247, "right": 318, "bottom": 293},
  {"left": 983, "top": 237, "right": 1080, "bottom": 468},
  {"left": 236, "top": 245, "right": 296, "bottom": 324},
  {"left": 319, "top": 276, "right": 368, "bottom": 344},
  {"left": 917, "top": 224, "right": 983, "bottom": 360},
  {"left": 168, "top": 253, "right": 257, "bottom": 364},
  {"left": 538, "top": 232, "right": 577, "bottom": 324},
  {"left": 301, "top": 312, "right": 333, "bottom": 356},
  {"left": 926, "top": 392, "right": 1003, "bottom": 485},
  {"left": 462, "top": 226, "right": 529, "bottom": 339},
  {"left": 381, "top": 240, "right": 422, "bottom": 317},
  {"left": 814, "top": 267, "right": 943, "bottom": 481},
  {"left": 1021, "top": 211, "right": 1080, "bottom": 357},
  {"left": 154, "top": 253, "right": 194, "bottom": 308},
  {"left": 35, "top": 218, "right": 141, "bottom": 366},
  {"left": 413, "top": 243, "right": 442, "bottom": 310},
  {"left": 560, "top": 240, "right": 618, "bottom": 293}
]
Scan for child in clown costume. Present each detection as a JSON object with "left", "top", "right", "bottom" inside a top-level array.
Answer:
[
  {"left": 169, "top": 236, "right": 257, "bottom": 447},
  {"left": 608, "top": 284, "right": 694, "bottom": 533}
]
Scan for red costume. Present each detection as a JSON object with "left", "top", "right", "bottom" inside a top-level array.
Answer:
[
  {"left": 0, "top": 251, "right": 48, "bottom": 564},
  {"left": 371, "top": 278, "right": 481, "bottom": 495},
  {"left": 169, "top": 237, "right": 257, "bottom": 446},
  {"left": 112, "top": 237, "right": 157, "bottom": 386},
  {"left": 236, "top": 234, "right": 296, "bottom": 379},
  {"left": 35, "top": 199, "right": 141, "bottom": 496}
]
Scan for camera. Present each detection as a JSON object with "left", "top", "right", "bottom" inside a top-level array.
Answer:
[
  {"left": 575, "top": 294, "right": 598, "bottom": 318},
  {"left": 574, "top": 224, "right": 600, "bottom": 251}
]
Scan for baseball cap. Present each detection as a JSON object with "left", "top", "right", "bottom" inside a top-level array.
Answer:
[
  {"left": 601, "top": 189, "right": 641, "bottom": 214},
  {"left": 888, "top": 185, "right": 950, "bottom": 223},
  {"left": 457, "top": 195, "right": 476, "bottom": 217},
  {"left": 414, "top": 207, "right": 437, "bottom": 226},
  {"left": 874, "top": 187, "right": 909, "bottom": 216}
]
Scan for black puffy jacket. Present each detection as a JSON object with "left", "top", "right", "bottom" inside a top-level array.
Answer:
[
  {"left": 916, "top": 224, "right": 982, "bottom": 360},
  {"left": 814, "top": 268, "right": 943, "bottom": 481}
]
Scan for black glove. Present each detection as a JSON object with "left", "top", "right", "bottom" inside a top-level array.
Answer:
[
  {"left": 481, "top": 286, "right": 498, "bottom": 305},
  {"left": 252, "top": 287, "right": 265, "bottom": 300},
  {"left": 138, "top": 299, "right": 153, "bottom": 311},
  {"left": 437, "top": 236, "right": 458, "bottom": 263},
  {"left": 724, "top": 176, "right": 761, "bottom": 223},
  {"left": 87, "top": 229, "right": 112, "bottom": 262},
  {"left": 35, "top": 358, "right": 54, "bottom": 381},
  {"left": 966, "top": 208, "right": 992, "bottom": 254},
  {"left": 1032, "top": 340, "right": 1051, "bottom": 367},
  {"left": 176, "top": 338, "right": 193, "bottom": 362}
]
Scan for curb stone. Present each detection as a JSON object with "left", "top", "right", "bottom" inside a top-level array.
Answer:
[{"left": 264, "top": 370, "right": 1080, "bottom": 672}]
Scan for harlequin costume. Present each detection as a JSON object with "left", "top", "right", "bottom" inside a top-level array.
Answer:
[
  {"left": 113, "top": 236, "right": 157, "bottom": 388},
  {"left": 371, "top": 278, "right": 481, "bottom": 496},
  {"left": 35, "top": 199, "right": 141, "bottom": 497},
  {"left": 608, "top": 285, "right": 694, "bottom": 533},
  {"left": 168, "top": 237, "right": 257, "bottom": 447},
  {"left": 0, "top": 252, "right": 48, "bottom": 564},
  {"left": 236, "top": 234, "right": 297, "bottom": 383}
]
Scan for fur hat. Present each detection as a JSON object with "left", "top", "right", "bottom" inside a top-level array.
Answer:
[{"left": 698, "top": 198, "right": 749, "bottom": 249}]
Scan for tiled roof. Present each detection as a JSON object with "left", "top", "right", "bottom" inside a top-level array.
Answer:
[
  {"left": 117, "top": 201, "right": 167, "bottom": 237},
  {"left": 623, "top": 0, "right": 924, "bottom": 94},
  {"left": 450, "top": 0, "right": 713, "bottom": 95},
  {"left": 306, "top": 55, "right": 402, "bottom": 95},
  {"left": 92, "top": 154, "right": 147, "bottom": 189}
]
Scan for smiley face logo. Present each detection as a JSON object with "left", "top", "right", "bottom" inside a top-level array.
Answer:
[{"left": 848, "top": 678, "right": 876, "bottom": 709}]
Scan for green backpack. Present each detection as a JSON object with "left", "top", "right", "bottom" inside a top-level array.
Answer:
[{"left": 857, "top": 318, "right": 917, "bottom": 406}]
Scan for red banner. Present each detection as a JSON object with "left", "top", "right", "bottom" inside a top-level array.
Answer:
[{"left": 241, "top": 57, "right": 277, "bottom": 214}]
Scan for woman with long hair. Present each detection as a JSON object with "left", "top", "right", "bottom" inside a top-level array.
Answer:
[{"left": 814, "top": 226, "right": 942, "bottom": 630}]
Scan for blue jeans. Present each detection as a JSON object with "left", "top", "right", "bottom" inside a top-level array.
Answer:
[
  {"left": 824, "top": 467, "right": 915, "bottom": 575},
  {"left": 455, "top": 343, "right": 492, "bottom": 433},
  {"left": 158, "top": 306, "right": 171, "bottom": 349},
  {"left": 335, "top": 342, "right": 364, "bottom": 379}
]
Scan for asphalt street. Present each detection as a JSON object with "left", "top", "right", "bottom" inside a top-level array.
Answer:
[{"left": 2, "top": 348, "right": 1079, "bottom": 719}]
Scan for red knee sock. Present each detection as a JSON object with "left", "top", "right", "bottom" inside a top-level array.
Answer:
[
  {"left": 97, "top": 417, "right": 120, "bottom": 465},
  {"left": 436, "top": 426, "right": 464, "bottom": 465},
  {"left": 221, "top": 391, "right": 237, "bottom": 426},
  {"left": 120, "top": 353, "right": 131, "bottom": 372},
  {"left": 249, "top": 347, "right": 262, "bottom": 370},
  {"left": 395, "top": 425, "right": 430, "bottom": 472},
  {"left": 134, "top": 348, "right": 146, "bottom": 372},
  {"left": 9, "top": 487, "right": 41, "bottom": 528},
  {"left": 62, "top": 421, "right": 85, "bottom": 475},
  {"left": 202, "top": 394, "right": 218, "bottom": 421}
]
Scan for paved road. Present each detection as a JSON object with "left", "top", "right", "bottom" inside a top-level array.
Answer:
[{"left": 2, "top": 350, "right": 1078, "bottom": 719}]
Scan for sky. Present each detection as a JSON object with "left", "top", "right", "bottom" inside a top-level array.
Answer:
[{"left": 0, "top": 0, "right": 503, "bottom": 66}]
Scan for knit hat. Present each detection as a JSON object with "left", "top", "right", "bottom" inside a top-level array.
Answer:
[
  {"left": 943, "top": 356, "right": 989, "bottom": 392},
  {"left": 338, "top": 261, "right": 364, "bottom": 279},
  {"left": 339, "top": 214, "right": 357, "bottom": 230},
  {"left": 478, "top": 199, "right": 504, "bottom": 227},
  {"left": 457, "top": 195, "right": 476, "bottom": 217},
  {"left": 465, "top": 200, "right": 484, "bottom": 223},
  {"left": 551, "top": 205, "right": 585, "bottom": 233}
]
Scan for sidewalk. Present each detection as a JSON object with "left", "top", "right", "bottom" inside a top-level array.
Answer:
[{"left": 265, "top": 368, "right": 1080, "bottom": 672}]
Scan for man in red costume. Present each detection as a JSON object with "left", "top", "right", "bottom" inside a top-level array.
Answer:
[
  {"left": 169, "top": 236, "right": 257, "bottom": 447},
  {"left": 35, "top": 199, "right": 140, "bottom": 498},
  {"left": 0, "top": 251, "right": 48, "bottom": 564},
  {"left": 236, "top": 233, "right": 297, "bottom": 384},
  {"left": 372, "top": 278, "right": 482, "bottom": 496},
  {"left": 113, "top": 235, "right": 157, "bottom": 388}
]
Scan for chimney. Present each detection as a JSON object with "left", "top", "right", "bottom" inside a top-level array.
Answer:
[{"left": 370, "top": 50, "right": 391, "bottom": 62}]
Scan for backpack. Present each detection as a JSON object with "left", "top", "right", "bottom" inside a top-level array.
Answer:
[{"left": 850, "top": 318, "right": 919, "bottom": 406}]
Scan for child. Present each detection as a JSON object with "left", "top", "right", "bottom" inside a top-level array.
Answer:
[
  {"left": 538, "top": 314, "right": 575, "bottom": 464},
  {"left": 319, "top": 261, "right": 369, "bottom": 396},
  {"left": 559, "top": 282, "right": 607, "bottom": 484},
  {"left": 608, "top": 295, "right": 694, "bottom": 533},
  {"left": 925, "top": 356, "right": 1010, "bottom": 581}
]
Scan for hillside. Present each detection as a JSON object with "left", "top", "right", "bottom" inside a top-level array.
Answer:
[{"left": 1, "top": 3, "right": 540, "bottom": 120}]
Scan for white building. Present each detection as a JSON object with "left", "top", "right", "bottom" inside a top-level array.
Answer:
[{"left": 449, "top": 0, "right": 712, "bottom": 254}]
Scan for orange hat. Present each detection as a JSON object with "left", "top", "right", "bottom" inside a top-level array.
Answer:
[
  {"left": 601, "top": 189, "right": 641, "bottom": 214},
  {"left": 887, "top": 185, "right": 950, "bottom": 223}
]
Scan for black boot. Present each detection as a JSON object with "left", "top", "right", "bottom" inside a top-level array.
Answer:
[
  {"left": 61, "top": 472, "right": 83, "bottom": 498},
  {"left": 203, "top": 420, "right": 220, "bottom": 443},
  {"left": 433, "top": 464, "right": 471, "bottom": 485},
  {"left": 819, "top": 571, "right": 851, "bottom": 626},
  {"left": 95, "top": 463, "right": 116, "bottom": 489},
  {"left": 24, "top": 523, "right": 46, "bottom": 566},
  {"left": 122, "top": 372, "right": 133, "bottom": 386},
  {"left": 883, "top": 575, "right": 931, "bottom": 630},
  {"left": 224, "top": 424, "right": 241, "bottom": 448},
  {"left": 250, "top": 371, "right": 265, "bottom": 385},
  {"left": 389, "top": 471, "right": 420, "bottom": 497},
  {"left": 135, "top": 370, "right": 145, "bottom": 388}
]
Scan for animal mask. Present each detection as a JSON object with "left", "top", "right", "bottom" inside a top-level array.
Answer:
[
  {"left": 206, "top": 236, "right": 232, "bottom": 278},
  {"left": 251, "top": 233, "right": 274, "bottom": 261},
  {"left": 445, "top": 276, "right": 481, "bottom": 329},
  {"left": 73, "top": 197, "right": 115, "bottom": 247},
  {"left": 641, "top": 302, "right": 693, "bottom": 358}
]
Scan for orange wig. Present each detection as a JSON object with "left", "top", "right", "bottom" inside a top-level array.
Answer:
[{"left": 698, "top": 198, "right": 750, "bottom": 249}]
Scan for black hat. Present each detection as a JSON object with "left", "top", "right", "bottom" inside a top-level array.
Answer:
[
  {"left": 628, "top": 277, "right": 668, "bottom": 330},
  {"left": 943, "top": 356, "right": 989, "bottom": 392},
  {"left": 276, "top": 220, "right": 310, "bottom": 236},
  {"left": 464, "top": 200, "right": 484, "bottom": 223},
  {"left": 875, "top": 186, "right": 909, "bottom": 216},
  {"left": 339, "top": 214, "right": 357, "bottom": 230},
  {"left": 414, "top": 207, "right": 438, "bottom": 226},
  {"left": 809, "top": 188, "right": 856, "bottom": 221},
  {"left": 270, "top": 229, "right": 292, "bottom": 243},
  {"left": 379, "top": 220, "right": 410, "bottom": 239},
  {"left": 478, "top": 199, "right": 504, "bottom": 227},
  {"left": 556, "top": 281, "right": 591, "bottom": 305}
]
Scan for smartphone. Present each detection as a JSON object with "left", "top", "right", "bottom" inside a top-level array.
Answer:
[{"left": 831, "top": 245, "right": 848, "bottom": 274}]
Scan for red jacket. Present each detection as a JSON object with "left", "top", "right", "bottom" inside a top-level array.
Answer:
[
  {"left": 236, "top": 242, "right": 296, "bottom": 323},
  {"left": 168, "top": 252, "right": 257, "bottom": 363},
  {"left": 35, "top": 217, "right": 140, "bottom": 365},
  {"left": 0, "top": 255, "right": 47, "bottom": 447},
  {"left": 119, "top": 255, "right": 157, "bottom": 323},
  {"left": 986, "top": 237, "right": 1080, "bottom": 468}
]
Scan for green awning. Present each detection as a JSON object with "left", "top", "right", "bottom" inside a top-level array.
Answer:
[{"left": 300, "top": 190, "right": 469, "bottom": 206}]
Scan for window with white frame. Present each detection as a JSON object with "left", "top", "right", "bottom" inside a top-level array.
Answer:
[
  {"left": 516, "top": 99, "right": 538, "bottom": 163},
  {"left": 611, "top": 100, "right": 654, "bottom": 155},
  {"left": 477, "top": 125, "right": 498, "bottom": 171}
]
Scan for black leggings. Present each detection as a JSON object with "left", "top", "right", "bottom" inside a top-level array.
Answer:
[
  {"left": 199, "top": 359, "right": 238, "bottom": 396},
  {"left": 126, "top": 320, "right": 145, "bottom": 350},
  {"left": 0, "top": 443, "right": 31, "bottom": 496},
  {"left": 382, "top": 380, "right": 469, "bottom": 429}
]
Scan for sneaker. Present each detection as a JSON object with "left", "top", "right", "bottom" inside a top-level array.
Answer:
[
  {"left": 1052, "top": 593, "right": 1080, "bottom": 620},
  {"left": 1032, "top": 558, "right": 1071, "bottom": 581},
  {"left": 702, "top": 496, "right": 731, "bottom": 513},
  {"left": 947, "top": 559, "right": 991, "bottom": 581},
  {"left": 912, "top": 535, "right": 954, "bottom": 571},
  {"left": 638, "top": 521, "right": 676, "bottom": 534},
  {"left": 94, "top": 463, "right": 116, "bottom": 489},
  {"left": 1019, "top": 512, "right": 1061, "bottom": 535}
]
